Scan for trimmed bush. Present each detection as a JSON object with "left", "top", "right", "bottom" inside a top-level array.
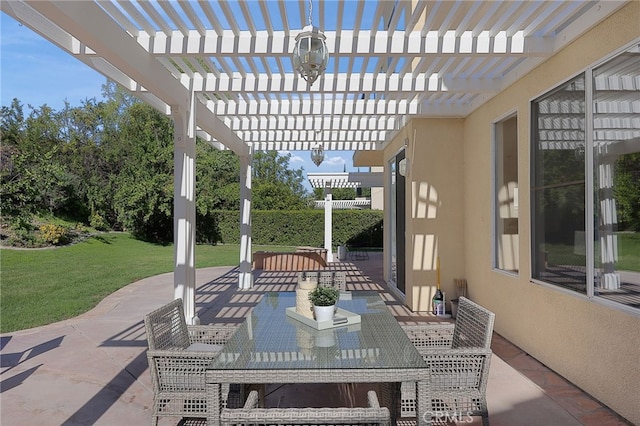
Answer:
[{"left": 197, "top": 209, "right": 383, "bottom": 248}]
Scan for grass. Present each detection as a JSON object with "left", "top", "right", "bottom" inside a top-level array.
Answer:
[
  {"left": 0, "top": 233, "right": 294, "bottom": 333},
  {"left": 545, "top": 232, "right": 640, "bottom": 271},
  {"left": 617, "top": 232, "right": 640, "bottom": 271}
]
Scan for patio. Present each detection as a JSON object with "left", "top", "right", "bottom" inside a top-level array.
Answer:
[
  {"left": 0, "top": 253, "right": 629, "bottom": 426},
  {"left": 2, "top": 2, "right": 638, "bottom": 421}
]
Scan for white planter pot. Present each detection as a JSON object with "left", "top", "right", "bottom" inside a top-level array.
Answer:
[{"left": 313, "top": 304, "right": 336, "bottom": 322}]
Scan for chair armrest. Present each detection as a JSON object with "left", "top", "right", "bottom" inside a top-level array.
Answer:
[
  {"left": 401, "top": 323, "right": 455, "bottom": 349},
  {"left": 187, "top": 324, "right": 237, "bottom": 345},
  {"left": 418, "top": 346, "right": 492, "bottom": 359}
]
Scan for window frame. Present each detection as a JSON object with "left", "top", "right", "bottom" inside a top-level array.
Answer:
[
  {"left": 529, "top": 39, "right": 640, "bottom": 317},
  {"left": 492, "top": 111, "right": 520, "bottom": 276}
]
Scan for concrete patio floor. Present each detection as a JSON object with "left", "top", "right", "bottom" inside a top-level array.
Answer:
[{"left": 0, "top": 252, "right": 631, "bottom": 425}]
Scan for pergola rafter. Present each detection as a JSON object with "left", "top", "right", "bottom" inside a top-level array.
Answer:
[{"left": 2, "top": 0, "right": 627, "bottom": 151}]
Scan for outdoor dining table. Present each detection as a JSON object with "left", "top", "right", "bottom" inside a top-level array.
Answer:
[{"left": 205, "top": 290, "right": 429, "bottom": 425}]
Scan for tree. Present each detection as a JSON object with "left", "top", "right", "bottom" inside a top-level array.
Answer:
[
  {"left": 252, "top": 151, "right": 310, "bottom": 209},
  {"left": 0, "top": 101, "right": 79, "bottom": 217},
  {"left": 196, "top": 145, "right": 240, "bottom": 212},
  {"left": 112, "top": 102, "right": 174, "bottom": 241},
  {"left": 1, "top": 88, "right": 320, "bottom": 245},
  {"left": 614, "top": 153, "right": 640, "bottom": 231}
]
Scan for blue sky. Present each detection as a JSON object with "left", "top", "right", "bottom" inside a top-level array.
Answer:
[{"left": 0, "top": 12, "right": 356, "bottom": 190}]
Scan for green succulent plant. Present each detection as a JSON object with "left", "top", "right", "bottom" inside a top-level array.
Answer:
[{"left": 308, "top": 286, "right": 340, "bottom": 306}]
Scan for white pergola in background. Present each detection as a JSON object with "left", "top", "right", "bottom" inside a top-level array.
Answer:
[
  {"left": 307, "top": 172, "right": 384, "bottom": 262},
  {"left": 1, "top": 0, "right": 633, "bottom": 323}
]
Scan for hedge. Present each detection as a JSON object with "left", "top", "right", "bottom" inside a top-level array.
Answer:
[{"left": 197, "top": 209, "right": 383, "bottom": 248}]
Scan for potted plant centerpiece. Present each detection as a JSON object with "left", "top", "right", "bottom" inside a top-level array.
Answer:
[{"left": 308, "top": 286, "right": 340, "bottom": 322}]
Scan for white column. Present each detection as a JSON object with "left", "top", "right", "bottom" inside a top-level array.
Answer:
[
  {"left": 239, "top": 153, "right": 253, "bottom": 289},
  {"left": 171, "top": 98, "right": 199, "bottom": 325},
  {"left": 324, "top": 186, "right": 333, "bottom": 262}
]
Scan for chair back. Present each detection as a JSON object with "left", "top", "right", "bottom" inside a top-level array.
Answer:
[
  {"left": 298, "top": 271, "right": 347, "bottom": 291},
  {"left": 319, "top": 271, "right": 347, "bottom": 291},
  {"left": 144, "top": 298, "right": 190, "bottom": 350},
  {"left": 451, "top": 297, "right": 495, "bottom": 349},
  {"left": 427, "top": 347, "right": 493, "bottom": 421}
]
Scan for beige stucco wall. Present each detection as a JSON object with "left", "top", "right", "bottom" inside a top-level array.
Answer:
[
  {"left": 462, "top": 3, "right": 640, "bottom": 424},
  {"left": 370, "top": 166, "right": 384, "bottom": 211},
  {"left": 385, "top": 119, "right": 466, "bottom": 312},
  {"left": 382, "top": 2, "right": 640, "bottom": 423}
]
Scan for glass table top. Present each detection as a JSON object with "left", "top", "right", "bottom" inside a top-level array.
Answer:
[{"left": 209, "top": 291, "right": 426, "bottom": 370}]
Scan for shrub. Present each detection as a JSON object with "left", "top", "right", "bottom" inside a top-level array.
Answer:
[
  {"left": 308, "top": 286, "right": 340, "bottom": 306},
  {"left": 90, "top": 212, "right": 108, "bottom": 231},
  {"left": 38, "top": 223, "right": 69, "bottom": 245}
]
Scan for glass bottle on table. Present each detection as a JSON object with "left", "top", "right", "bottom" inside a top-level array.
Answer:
[{"left": 432, "top": 288, "right": 444, "bottom": 315}]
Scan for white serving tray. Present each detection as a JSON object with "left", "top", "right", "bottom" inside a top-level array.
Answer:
[{"left": 286, "top": 306, "right": 361, "bottom": 330}]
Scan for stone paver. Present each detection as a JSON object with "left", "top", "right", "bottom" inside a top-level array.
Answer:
[{"left": 0, "top": 254, "right": 631, "bottom": 425}]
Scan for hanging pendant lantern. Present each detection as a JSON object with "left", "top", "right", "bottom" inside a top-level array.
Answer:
[
  {"left": 311, "top": 144, "right": 324, "bottom": 166},
  {"left": 292, "top": 0, "right": 329, "bottom": 86}
]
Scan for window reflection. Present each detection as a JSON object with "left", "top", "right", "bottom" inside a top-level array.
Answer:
[
  {"left": 532, "top": 76, "right": 587, "bottom": 293},
  {"left": 532, "top": 44, "right": 640, "bottom": 310},
  {"left": 593, "top": 45, "right": 640, "bottom": 307}
]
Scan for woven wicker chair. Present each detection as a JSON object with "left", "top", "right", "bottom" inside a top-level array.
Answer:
[
  {"left": 319, "top": 271, "right": 347, "bottom": 291},
  {"left": 297, "top": 271, "right": 347, "bottom": 291},
  {"left": 144, "top": 298, "right": 237, "bottom": 426},
  {"left": 220, "top": 390, "right": 391, "bottom": 426},
  {"left": 400, "top": 297, "right": 495, "bottom": 425}
]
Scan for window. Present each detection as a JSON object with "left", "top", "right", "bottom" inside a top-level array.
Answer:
[
  {"left": 494, "top": 115, "right": 519, "bottom": 273},
  {"left": 532, "top": 43, "right": 640, "bottom": 311},
  {"left": 592, "top": 46, "right": 640, "bottom": 308},
  {"left": 532, "top": 75, "right": 587, "bottom": 294}
]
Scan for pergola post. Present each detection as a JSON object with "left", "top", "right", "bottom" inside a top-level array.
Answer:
[
  {"left": 239, "top": 153, "right": 253, "bottom": 289},
  {"left": 171, "top": 99, "right": 199, "bottom": 324},
  {"left": 324, "top": 186, "right": 333, "bottom": 262}
]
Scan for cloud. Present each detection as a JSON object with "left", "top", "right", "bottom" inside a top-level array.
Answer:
[
  {"left": 289, "top": 155, "right": 304, "bottom": 163},
  {"left": 325, "top": 155, "right": 346, "bottom": 166}
]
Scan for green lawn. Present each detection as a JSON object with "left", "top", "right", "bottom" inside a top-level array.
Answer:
[
  {"left": 0, "top": 233, "right": 293, "bottom": 333},
  {"left": 545, "top": 232, "right": 640, "bottom": 271},
  {"left": 617, "top": 232, "right": 640, "bottom": 271}
]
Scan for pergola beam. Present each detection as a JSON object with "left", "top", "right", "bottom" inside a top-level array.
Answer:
[
  {"left": 135, "top": 29, "right": 552, "bottom": 57},
  {"left": 173, "top": 72, "right": 501, "bottom": 95},
  {"left": 224, "top": 116, "right": 398, "bottom": 132},
  {"left": 203, "top": 98, "right": 420, "bottom": 116},
  {"left": 24, "top": 1, "right": 189, "bottom": 109},
  {"left": 7, "top": 1, "right": 248, "bottom": 156}
]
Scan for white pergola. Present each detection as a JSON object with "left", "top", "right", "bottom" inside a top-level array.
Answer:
[
  {"left": 307, "top": 171, "right": 384, "bottom": 263},
  {"left": 1, "top": 0, "right": 632, "bottom": 323}
]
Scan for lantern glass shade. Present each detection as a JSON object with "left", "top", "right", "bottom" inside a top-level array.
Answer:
[
  {"left": 398, "top": 158, "right": 408, "bottom": 176},
  {"left": 311, "top": 145, "right": 324, "bottom": 166},
  {"left": 292, "top": 25, "right": 329, "bottom": 86}
]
